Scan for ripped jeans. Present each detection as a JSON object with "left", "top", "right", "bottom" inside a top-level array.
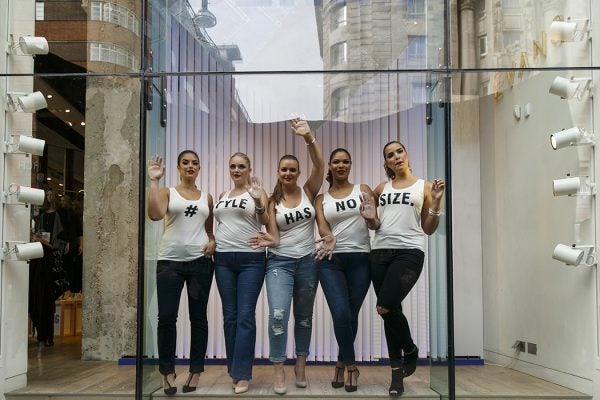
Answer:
[{"left": 265, "top": 253, "right": 318, "bottom": 363}]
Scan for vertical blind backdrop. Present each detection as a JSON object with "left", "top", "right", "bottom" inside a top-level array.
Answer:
[{"left": 144, "top": 16, "right": 431, "bottom": 363}]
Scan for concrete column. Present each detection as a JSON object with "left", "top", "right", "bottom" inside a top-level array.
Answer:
[
  {"left": 459, "top": 0, "right": 478, "bottom": 96},
  {"left": 82, "top": 76, "right": 140, "bottom": 361}
]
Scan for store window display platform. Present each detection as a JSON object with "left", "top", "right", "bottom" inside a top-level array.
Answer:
[{"left": 6, "top": 336, "right": 590, "bottom": 400}]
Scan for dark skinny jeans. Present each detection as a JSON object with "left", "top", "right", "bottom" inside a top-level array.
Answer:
[
  {"left": 369, "top": 248, "right": 424, "bottom": 368},
  {"left": 156, "top": 256, "right": 214, "bottom": 375}
]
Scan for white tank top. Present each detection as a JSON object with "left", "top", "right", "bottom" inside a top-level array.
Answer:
[
  {"left": 371, "top": 179, "right": 425, "bottom": 251},
  {"left": 270, "top": 189, "right": 316, "bottom": 258},
  {"left": 214, "top": 190, "right": 262, "bottom": 252},
  {"left": 322, "top": 184, "right": 370, "bottom": 253},
  {"left": 158, "top": 187, "right": 210, "bottom": 261}
]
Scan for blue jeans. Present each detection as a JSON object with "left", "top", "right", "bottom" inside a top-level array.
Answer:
[
  {"left": 156, "top": 256, "right": 214, "bottom": 375},
  {"left": 318, "top": 252, "right": 370, "bottom": 365},
  {"left": 265, "top": 253, "right": 318, "bottom": 362},
  {"left": 215, "top": 251, "right": 266, "bottom": 380}
]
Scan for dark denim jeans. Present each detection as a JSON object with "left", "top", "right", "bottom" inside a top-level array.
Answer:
[
  {"left": 369, "top": 248, "right": 424, "bottom": 368},
  {"left": 265, "top": 253, "right": 318, "bottom": 362},
  {"left": 156, "top": 256, "right": 214, "bottom": 375},
  {"left": 318, "top": 252, "right": 370, "bottom": 365},
  {"left": 214, "top": 251, "right": 266, "bottom": 380}
]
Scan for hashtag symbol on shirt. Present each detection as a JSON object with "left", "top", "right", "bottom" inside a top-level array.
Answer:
[{"left": 184, "top": 205, "right": 198, "bottom": 217}]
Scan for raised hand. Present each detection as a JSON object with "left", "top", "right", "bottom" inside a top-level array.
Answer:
[
  {"left": 359, "top": 192, "right": 377, "bottom": 220},
  {"left": 314, "top": 234, "right": 336, "bottom": 260},
  {"left": 290, "top": 118, "right": 311, "bottom": 138},
  {"left": 431, "top": 179, "right": 445, "bottom": 202},
  {"left": 248, "top": 232, "right": 277, "bottom": 249},
  {"left": 147, "top": 156, "right": 165, "bottom": 181},
  {"left": 246, "top": 176, "right": 263, "bottom": 200}
]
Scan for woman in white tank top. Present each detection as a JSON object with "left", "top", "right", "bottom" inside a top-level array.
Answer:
[
  {"left": 147, "top": 150, "right": 216, "bottom": 395},
  {"left": 213, "top": 152, "right": 269, "bottom": 394},
  {"left": 249, "top": 118, "right": 324, "bottom": 395},
  {"left": 314, "top": 148, "right": 380, "bottom": 392},
  {"left": 366, "top": 141, "right": 445, "bottom": 397}
]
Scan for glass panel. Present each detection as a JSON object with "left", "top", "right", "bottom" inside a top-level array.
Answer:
[
  {"left": 152, "top": 0, "right": 447, "bottom": 73},
  {"left": 454, "top": 0, "right": 594, "bottom": 69},
  {"left": 141, "top": 69, "right": 446, "bottom": 397},
  {"left": 451, "top": 67, "right": 597, "bottom": 398}
]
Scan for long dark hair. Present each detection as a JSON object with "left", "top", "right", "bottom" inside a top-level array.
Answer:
[
  {"left": 382, "top": 141, "right": 407, "bottom": 180},
  {"left": 326, "top": 148, "right": 352, "bottom": 189},
  {"left": 177, "top": 150, "right": 199, "bottom": 165},
  {"left": 270, "top": 154, "right": 299, "bottom": 204}
]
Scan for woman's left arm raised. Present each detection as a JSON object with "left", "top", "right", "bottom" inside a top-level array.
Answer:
[{"left": 421, "top": 179, "right": 445, "bottom": 235}]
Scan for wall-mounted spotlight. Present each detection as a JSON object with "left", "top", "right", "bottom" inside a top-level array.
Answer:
[
  {"left": 5, "top": 135, "right": 46, "bottom": 156},
  {"left": 6, "top": 91, "right": 48, "bottom": 113},
  {"left": 3, "top": 241, "right": 44, "bottom": 261},
  {"left": 549, "top": 76, "right": 593, "bottom": 100},
  {"left": 552, "top": 243, "right": 597, "bottom": 266},
  {"left": 550, "top": 127, "right": 594, "bottom": 150},
  {"left": 552, "top": 176, "right": 595, "bottom": 197},
  {"left": 7, "top": 35, "right": 49, "bottom": 55},
  {"left": 549, "top": 17, "right": 590, "bottom": 43},
  {"left": 4, "top": 183, "right": 45, "bottom": 206}
]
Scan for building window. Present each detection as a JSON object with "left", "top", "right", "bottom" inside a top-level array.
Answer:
[
  {"left": 407, "top": 0, "right": 425, "bottom": 19},
  {"left": 408, "top": 35, "right": 426, "bottom": 58},
  {"left": 35, "top": 2, "right": 45, "bottom": 20},
  {"left": 330, "top": 41, "right": 347, "bottom": 66},
  {"left": 89, "top": 1, "right": 140, "bottom": 36},
  {"left": 331, "top": 87, "right": 349, "bottom": 116},
  {"left": 503, "top": 31, "right": 521, "bottom": 47},
  {"left": 89, "top": 42, "right": 139, "bottom": 70},
  {"left": 475, "top": 0, "right": 485, "bottom": 19},
  {"left": 502, "top": 0, "right": 520, "bottom": 10},
  {"left": 479, "top": 35, "right": 487, "bottom": 57},
  {"left": 331, "top": 3, "right": 347, "bottom": 30}
]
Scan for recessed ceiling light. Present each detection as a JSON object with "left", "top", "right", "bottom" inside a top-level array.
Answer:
[
  {"left": 67, "top": 121, "right": 73, "bottom": 126},
  {"left": 80, "top": 122, "right": 86, "bottom": 126},
  {"left": 58, "top": 183, "right": 64, "bottom": 186},
  {"left": 65, "top": 109, "right": 70, "bottom": 113},
  {"left": 47, "top": 177, "right": 52, "bottom": 181},
  {"left": 47, "top": 94, "right": 53, "bottom": 99}
]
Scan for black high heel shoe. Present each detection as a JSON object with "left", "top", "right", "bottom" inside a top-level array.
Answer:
[
  {"left": 182, "top": 372, "right": 200, "bottom": 393},
  {"left": 403, "top": 345, "right": 418, "bottom": 377},
  {"left": 345, "top": 365, "right": 360, "bottom": 392},
  {"left": 162, "top": 373, "right": 177, "bottom": 395},
  {"left": 388, "top": 368, "right": 404, "bottom": 397},
  {"left": 331, "top": 364, "right": 345, "bottom": 388}
]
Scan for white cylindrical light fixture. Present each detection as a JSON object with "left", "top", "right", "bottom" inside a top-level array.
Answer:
[
  {"left": 549, "top": 76, "right": 579, "bottom": 99},
  {"left": 17, "top": 135, "right": 46, "bottom": 156},
  {"left": 550, "top": 127, "right": 582, "bottom": 150},
  {"left": 553, "top": 177, "right": 581, "bottom": 196},
  {"left": 16, "top": 186, "right": 45, "bottom": 205},
  {"left": 549, "top": 20, "right": 578, "bottom": 42},
  {"left": 15, "top": 242, "right": 44, "bottom": 261},
  {"left": 17, "top": 91, "right": 48, "bottom": 112},
  {"left": 552, "top": 244, "right": 584, "bottom": 265},
  {"left": 18, "top": 36, "right": 49, "bottom": 55}
]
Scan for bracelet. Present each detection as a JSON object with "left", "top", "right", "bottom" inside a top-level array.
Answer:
[
  {"left": 255, "top": 206, "right": 265, "bottom": 215},
  {"left": 305, "top": 136, "right": 316, "bottom": 146},
  {"left": 428, "top": 208, "right": 441, "bottom": 217}
]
